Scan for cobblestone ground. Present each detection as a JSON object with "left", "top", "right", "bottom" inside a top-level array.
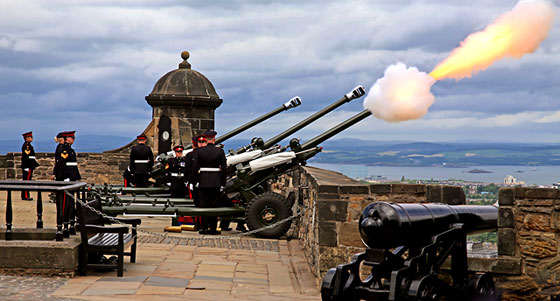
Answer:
[
  {"left": 0, "top": 275, "right": 76, "bottom": 301},
  {"left": 138, "top": 234, "right": 280, "bottom": 251}
]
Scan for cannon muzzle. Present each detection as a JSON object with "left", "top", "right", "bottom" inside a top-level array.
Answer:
[
  {"left": 345, "top": 85, "right": 366, "bottom": 100},
  {"left": 359, "top": 202, "right": 498, "bottom": 249}
]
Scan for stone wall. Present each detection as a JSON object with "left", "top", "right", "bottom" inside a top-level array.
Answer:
[
  {"left": 0, "top": 152, "right": 129, "bottom": 184},
  {"left": 289, "top": 166, "right": 466, "bottom": 280},
  {"left": 282, "top": 166, "right": 560, "bottom": 299},
  {"left": 495, "top": 187, "right": 560, "bottom": 299}
]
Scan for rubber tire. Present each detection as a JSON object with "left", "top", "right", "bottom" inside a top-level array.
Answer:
[{"left": 245, "top": 192, "right": 292, "bottom": 238}]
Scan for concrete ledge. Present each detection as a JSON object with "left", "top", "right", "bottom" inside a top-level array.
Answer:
[{"left": 0, "top": 228, "right": 80, "bottom": 276}]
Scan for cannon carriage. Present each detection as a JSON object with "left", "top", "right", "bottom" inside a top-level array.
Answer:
[{"left": 87, "top": 86, "right": 369, "bottom": 238}]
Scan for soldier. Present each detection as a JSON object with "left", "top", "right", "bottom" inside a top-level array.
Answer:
[
  {"left": 53, "top": 132, "right": 65, "bottom": 181},
  {"left": 192, "top": 130, "right": 226, "bottom": 235},
  {"left": 129, "top": 134, "right": 154, "bottom": 188},
  {"left": 185, "top": 135, "right": 205, "bottom": 230},
  {"left": 53, "top": 130, "right": 80, "bottom": 237},
  {"left": 54, "top": 131, "right": 81, "bottom": 182},
  {"left": 21, "top": 131, "right": 39, "bottom": 200},
  {"left": 166, "top": 145, "right": 187, "bottom": 198}
]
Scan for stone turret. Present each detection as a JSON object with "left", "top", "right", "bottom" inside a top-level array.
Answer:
[{"left": 108, "top": 51, "right": 222, "bottom": 155}]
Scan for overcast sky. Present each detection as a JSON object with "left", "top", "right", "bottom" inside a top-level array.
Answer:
[{"left": 0, "top": 0, "right": 559, "bottom": 145}]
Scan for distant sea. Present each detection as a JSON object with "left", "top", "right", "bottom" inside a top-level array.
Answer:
[{"left": 310, "top": 163, "right": 560, "bottom": 186}]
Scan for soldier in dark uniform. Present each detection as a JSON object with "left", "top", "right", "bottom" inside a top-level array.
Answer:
[
  {"left": 185, "top": 135, "right": 205, "bottom": 230},
  {"left": 53, "top": 132, "right": 65, "bottom": 181},
  {"left": 21, "top": 131, "right": 39, "bottom": 200},
  {"left": 192, "top": 130, "right": 227, "bottom": 235},
  {"left": 129, "top": 134, "right": 154, "bottom": 188},
  {"left": 166, "top": 145, "right": 187, "bottom": 198},
  {"left": 53, "top": 131, "right": 80, "bottom": 237}
]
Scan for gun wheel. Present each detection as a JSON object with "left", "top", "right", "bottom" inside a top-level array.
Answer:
[{"left": 245, "top": 192, "right": 291, "bottom": 238}]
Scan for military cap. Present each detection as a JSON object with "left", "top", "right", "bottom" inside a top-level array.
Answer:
[
  {"left": 56, "top": 132, "right": 65, "bottom": 138},
  {"left": 173, "top": 145, "right": 184, "bottom": 152},
  {"left": 137, "top": 134, "right": 147, "bottom": 140},
  {"left": 196, "top": 135, "right": 207, "bottom": 143},
  {"left": 203, "top": 130, "right": 217, "bottom": 138},
  {"left": 22, "top": 131, "right": 33, "bottom": 137},
  {"left": 62, "top": 131, "right": 76, "bottom": 138}
]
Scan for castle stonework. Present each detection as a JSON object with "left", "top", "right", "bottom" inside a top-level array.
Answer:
[{"left": 273, "top": 166, "right": 560, "bottom": 299}]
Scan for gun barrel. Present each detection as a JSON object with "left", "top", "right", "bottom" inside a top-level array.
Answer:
[
  {"left": 213, "top": 96, "right": 302, "bottom": 146},
  {"left": 359, "top": 202, "right": 498, "bottom": 249},
  {"left": 299, "top": 109, "right": 371, "bottom": 150},
  {"left": 260, "top": 86, "right": 365, "bottom": 150}
]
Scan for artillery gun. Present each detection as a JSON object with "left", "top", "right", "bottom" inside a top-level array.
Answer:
[
  {"left": 149, "top": 96, "right": 302, "bottom": 184},
  {"left": 321, "top": 202, "right": 500, "bottom": 300},
  {"left": 94, "top": 90, "right": 373, "bottom": 238}
]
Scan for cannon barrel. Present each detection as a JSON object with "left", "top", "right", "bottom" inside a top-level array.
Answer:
[
  {"left": 254, "top": 86, "right": 365, "bottom": 151},
  {"left": 299, "top": 109, "right": 371, "bottom": 150},
  {"left": 359, "top": 202, "right": 498, "bottom": 249},
  {"left": 214, "top": 96, "right": 301, "bottom": 146}
]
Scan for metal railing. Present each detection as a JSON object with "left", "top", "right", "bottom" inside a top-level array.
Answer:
[{"left": 0, "top": 180, "right": 87, "bottom": 241}]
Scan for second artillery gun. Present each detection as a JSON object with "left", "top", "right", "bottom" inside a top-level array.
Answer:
[{"left": 93, "top": 87, "right": 372, "bottom": 238}]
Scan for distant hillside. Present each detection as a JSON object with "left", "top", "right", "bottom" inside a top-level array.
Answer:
[
  {"left": 2, "top": 136, "right": 559, "bottom": 166},
  {"left": 311, "top": 139, "right": 560, "bottom": 166}
]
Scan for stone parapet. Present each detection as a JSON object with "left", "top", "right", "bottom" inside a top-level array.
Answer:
[
  {"left": 1, "top": 152, "right": 129, "bottom": 184},
  {"left": 286, "top": 165, "right": 466, "bottom": 284}
]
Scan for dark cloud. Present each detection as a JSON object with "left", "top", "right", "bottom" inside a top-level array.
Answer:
[{"left": 0, "top": 0, "right": 558, "bottom": 143}]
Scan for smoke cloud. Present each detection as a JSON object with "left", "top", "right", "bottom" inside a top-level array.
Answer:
[
  {"left": 364, "top": 0, "right": 556, "bottom": 123},
  {"left": 363, "top": 63, "right": 436, "bottom": 122},
  {"left": 430, "top": 0, "right": 556, "bottom": 80}
]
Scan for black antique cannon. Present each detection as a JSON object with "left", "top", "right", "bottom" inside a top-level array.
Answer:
[{"left": 321, "top": 202, "right": 499, "bottom": 300}]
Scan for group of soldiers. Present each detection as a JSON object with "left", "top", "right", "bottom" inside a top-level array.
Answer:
[
  {"left": 126, "top": 130, "right": 231, "bottom": 234},
  {"left": 19, "top": 129, "right": 233, "bottom": 235},
  {"left": 20, "top": 130, "right": 81, "bottom": 200}
]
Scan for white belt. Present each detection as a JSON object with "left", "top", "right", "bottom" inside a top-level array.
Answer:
[
  {"left": 29, "top": 156, "right": 36, "bottom": 159},
  {"left": 199, "top": 167, "right": 220, "bottom": 172},
  {"left": 171, "top": 173, "right": 184, "bottom": 177},
  {"left": 66, "top": 162, "right": 78, "bottom": 166},
  {"left": 135, "top": 160, "right": 149, "bottom": 163}
]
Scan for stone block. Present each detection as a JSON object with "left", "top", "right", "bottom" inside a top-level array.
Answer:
[
  {"left": 392, "top": 184, "right": 426, "bottom": 195},
  {"left": 426, "top": 185, "right": 442, "bottom": 203},
  {"left": 523, "top": 214, "right": 551, "bottom": 232},
  {"left": 339, "top": 222, "right": 363, "bottom": 247},
  {"left": 491, "top": 258, "right": 522, "bottom": 274},
  {"left": 467, "top": 257, "right": 521, "bottom": 275},
  {"left": 523, "top": 188, "right": 558, "bottom": 199},
  {"left": 519, "top": 233, "right": 557, "bottom": 259},
  {"left": 317, "top": 200, "right": 347, "bottom": 221},
  {"left": 339, "top": 185, "right": 369, "bottom": 194},
  {"left": 317, "top": 193, "right": 341, "bottom": 200},
  {"left": 199, "top": 119, "right": 215, "bottom": 130},
  {"left": 498, "top": 208, "right": 514, "bottom": 228},
  {"left": 442, "top": 186, "right": 466, "bottom": 205},
  {"left": 498, "top": 228, "right": 516, "bottom": 256},
  {"left": 317, "top": 185, "right": 339, "bottom": 194},
  {"left": 318, "top": 222, "right": 337, "bottom": 247},
  {"left": 369, "top": 184, "right": 391, "bottom": 195}
]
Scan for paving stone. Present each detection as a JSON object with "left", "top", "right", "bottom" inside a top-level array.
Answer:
[
  {"left": 145, "top": 276, "right": 190, "bottom": 288},
  {"left": 136, "top": 285, "right": 186, "bottom": 295},
  {"left": 267, "top": 262, "right": 295, "bottom": 294},
  {"left": 99, "top": 275, "right": 147, "bottom": 282}
]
